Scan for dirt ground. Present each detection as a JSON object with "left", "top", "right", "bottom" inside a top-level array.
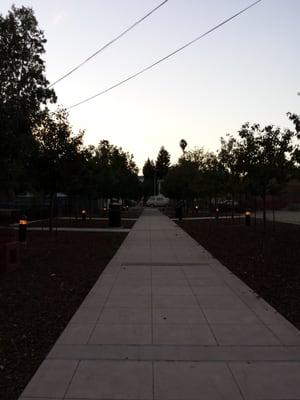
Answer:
[
  {"left": 29, "top": 217, "right": 135, "bottom": 229},
  {"left": 0, "top": 229, "right": 127, "bottom": 400},
  {"left": 92, "top": 208, "right": 142, "bottom": 219},
  {"left": 177, "top": 218, "right": 300, "bottom": 330}
]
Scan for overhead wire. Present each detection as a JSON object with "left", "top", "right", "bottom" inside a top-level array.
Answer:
[
  {"left": 68, "top": 0, "right": 263, "bottom": 110},
  {"left": 49, "top": 0, "right": 169, "bottom": 88}
]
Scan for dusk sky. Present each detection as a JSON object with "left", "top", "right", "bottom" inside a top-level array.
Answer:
[{"left": 2, "top": 0, "right": 300, "bottom": 170}]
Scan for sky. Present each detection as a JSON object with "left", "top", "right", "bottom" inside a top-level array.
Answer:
[{"left": 2, "top": 0, "right": 300, "bottom": 171}]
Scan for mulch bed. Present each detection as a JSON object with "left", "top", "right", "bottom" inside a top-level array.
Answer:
[
  {"left": 163, "top": 206, "right": 222, "bottom": 219},
  {"left": 29, "top": 217, "right": 135, "bottom": 229},
  {"left": 177, "top": 218, "right": 300, "bottom": 329},
  {"left": 119, "top": 209, "right": 143, "bottom": 219},
  {"left": 97, "top": 208, "right": 142, "bottom": 219},
  {"left": 0, "top": 229, "right": 127, "bottom": 400}
]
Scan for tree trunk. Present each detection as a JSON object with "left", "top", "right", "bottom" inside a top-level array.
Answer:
[
  {"left": 231, "top": 192, "right": 235, "bottom": 220},
  {"left": 49, "top": 193, "right": 55, "bottom": 232},
  {"left": 272, "top": 195, "right": 275, "bottom": 231},
  {"left": 262, "top": 192, "right": 266, "bottom": 232},
  {"left": 254, "top": 197, "right": 257, "bottom": 231}
]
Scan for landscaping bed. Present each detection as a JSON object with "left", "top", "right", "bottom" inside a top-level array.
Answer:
[
  {"left": 96, "top": 207, "right": 143, "bottom": 219},
  {"left": 177, "top": 218, "right": 300, "bottom": 329},
  {"left": 0, "top": 229, "right": 127, "bottom": 400},
  {"left": 29, "top": 217, "right": 135, "bottom": 229}
]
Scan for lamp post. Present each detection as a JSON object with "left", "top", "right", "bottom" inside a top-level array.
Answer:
[{"left": 245, "top": 210, "right": 251, "bottom": 226}]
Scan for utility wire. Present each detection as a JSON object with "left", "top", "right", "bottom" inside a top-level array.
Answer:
[
  {"left": 49, "top": 0, "right": 169, "bottom": 88},
  {"left": 68, "top": 0, "right": 262, "bottom": 110}
]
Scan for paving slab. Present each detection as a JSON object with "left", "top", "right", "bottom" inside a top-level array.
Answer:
[
  {"left": 89, "top": 323, "right": 152, "bottom": 344},
  {"left": 21, "top": 360, "right": 78, "bottom": 398},
  {"left": 19, "top": 208, "right": 300, "bottom": 399},
  {"left": 66, "top": 360, "right": 153, "bottom": 399},
  {"left": 48, "top": 344, "right": 300, "bottom": 362},
  {"left": 229, "top": 361, "right": 300, "bottom": 399},
  {"left": 154, "top": 361, "right": 243, "bottom": 399}
]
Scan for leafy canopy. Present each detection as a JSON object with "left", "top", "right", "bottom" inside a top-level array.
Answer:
[{"left": 0, "top": 5, "right": 56, "bottom": 193}]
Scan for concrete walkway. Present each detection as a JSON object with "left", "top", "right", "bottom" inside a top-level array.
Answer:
[{"left": 20, "top": 209, "right": 300, "bottom": 400}]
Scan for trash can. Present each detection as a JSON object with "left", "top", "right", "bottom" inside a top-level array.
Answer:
[
  {"left": 175, "top": 201, "right": 183, "bottom": 221},
  {"left": 109, "top": 203, "right": 121, "bottom": 227}
]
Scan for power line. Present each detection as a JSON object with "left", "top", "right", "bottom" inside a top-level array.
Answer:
[
  {"left": 68, "top": 0, "right": 263, "bottom": 110},
  {"left": 49, "top": 0, "right": 169, "bottom": 88}
]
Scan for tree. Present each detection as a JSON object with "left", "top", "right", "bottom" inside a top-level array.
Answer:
[
  {"left": 181, "top": 148, "right": 225, "bottom": 207},
  {"left": 287, "top": 112, "right": 300, "bottom": 137},
  {"left": 163, "top": 148, "right": 225, "bottom": 209},
  {"left": 0, "top": 5, "right": 56, "bottom": 198},
  {"left": 163, "top": 159, "right": 200, "bottom": 201},
  {"left": 183, "top": 147, "right": 206, "bottom": 165},
  {"left": 33, "top": 108, "right": 83, "bottom": 230},
  {"left": 237, "top": 122, "right": 295, "bottom": 229},
  {"left": 142, "top": 158, "right": 156, "bottom": 198},
  {"left": 287, "top": 112, "right": 300, "bottom": 173},
  {"left": 218, "top": 135, "right": 241, "bottom": 217},
  {"left": 156, "top": 146, "right": 170, "bottom": 179},
  {"left": 87, "top": 140, "right": 140, "bottom": 201}
]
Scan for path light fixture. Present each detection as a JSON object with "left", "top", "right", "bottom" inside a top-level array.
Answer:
[
  {"left": 215, "top": 208, "right": 219, "bottom": 220},
  {"left": 18, "top": 216, "right": 28, "bottom": 243},
  {"left": 245, "top": 210, "right": 251, "bottom": 226},
  {"left": 81, "top": 209, "right": 87, "bottom": 221}
]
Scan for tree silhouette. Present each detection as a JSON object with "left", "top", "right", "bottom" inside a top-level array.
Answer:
[
  {"left": 237, "top": 122, "right": 295, "bottom": 229},
  {"left": 33, "top": 108, "right": 83, "bottom": 230},
  {"left": 156, "top": 146, "right": 170, "bottom": 179},
  {"left": 163, "top": 159, "right": 200, "bottom": 201},
  {"left": 87, "top": 140, "right": 140, "bottom": 201},
  {"left": 0, "top": 5, "right": 56, "bottom": 198},
  {"left": 142, "top": 158, "right": 156, "bottom": 198},
  {"left": 218, "top": 135, "right": 241, "bottom": 217}
]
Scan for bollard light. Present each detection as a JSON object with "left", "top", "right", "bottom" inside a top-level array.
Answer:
[
  {"left": 19, "top": 216, "right": 28, "bottom": 242},
  {"left": 245, "top": 210, "right": 251, "bottom": 226},
  {"left": 81, "top": 209, "right": 86, "bottom": 221},
  {"left": 195, "top": 205, "right": 199, "bottom": 213},
  {"left": 215, "top": 208, "right": 219, "bottom": 220}
]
